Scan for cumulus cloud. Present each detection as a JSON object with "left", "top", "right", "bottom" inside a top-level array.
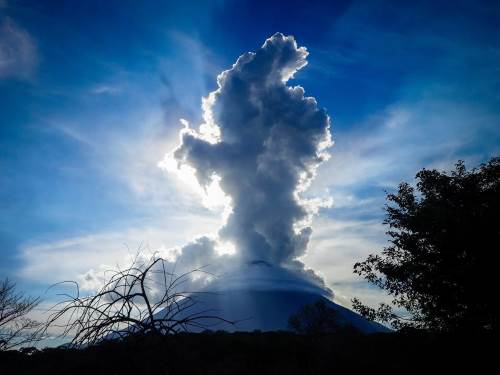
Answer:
[
  {"left": 78, "top": 236, "right": 233, "bottom": 294},
  {"left": 0, "top": 17, "right": 37, "bottom": 79},
  {"left": 161, "top": 33, "right": 332, "bottom": 280}
]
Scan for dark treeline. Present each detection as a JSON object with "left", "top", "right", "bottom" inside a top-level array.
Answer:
[{"left": 1, "top": 330, "right": 496, "bottom": 375}]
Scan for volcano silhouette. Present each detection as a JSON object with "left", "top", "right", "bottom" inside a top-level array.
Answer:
[{"left": 158, "top": 261, "right": 389, "bottom": 334}]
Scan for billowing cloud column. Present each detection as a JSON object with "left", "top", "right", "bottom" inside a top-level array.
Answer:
[{"left": 163, "top": 33, "right": 332, "bottom": 276}]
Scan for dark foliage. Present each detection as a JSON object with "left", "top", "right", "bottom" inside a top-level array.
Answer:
[
  {"left": 353, "top": 157, "right": 499, "bottom": 331},
  {"left": 288, "top": 299, "right": 358, "bottom": 335},
  {"left": 0, "top": 278, "right": 41, "bottom": 350},
  {"left": 0, "top": 330, "right": 495, "bottom": 374}
]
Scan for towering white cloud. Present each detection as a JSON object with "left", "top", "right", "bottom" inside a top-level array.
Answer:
[{"left": 161, "top": 33, "right": 332, "bottom": 284}]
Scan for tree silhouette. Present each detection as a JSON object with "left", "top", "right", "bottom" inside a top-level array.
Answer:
[
  {"left": 353, "top": 157, "right": 499, "bottom": 331},
  {"left": 44, "top": 254, "right": 233, "bottom": 347},
  {"left": 288, "top": 300, "right": 355, "bottom": 334},
  {"left": 0, "top": 278, "right": 41, "bottom": 350}
]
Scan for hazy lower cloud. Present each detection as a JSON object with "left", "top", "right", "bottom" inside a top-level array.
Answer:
[
  {"left": 0, "top": 17, "right": 37, "bottom": 79},
  {"left": 19, "top": 213, "right": 222, "bottom": 285},
  {"left": 302, "top": 216, "right": 390, "bottom": 308}
]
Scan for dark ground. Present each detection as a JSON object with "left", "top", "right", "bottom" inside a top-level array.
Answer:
[{"left": 1, "top": 330, "right": 495, "bottom": 374}]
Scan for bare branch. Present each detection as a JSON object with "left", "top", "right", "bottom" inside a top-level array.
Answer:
[
  {"left": 0, "top": 278, "right": 42, "bottom": 350},
  {"left": 43, "top": 254, "right": 234, "bottom": 347}
]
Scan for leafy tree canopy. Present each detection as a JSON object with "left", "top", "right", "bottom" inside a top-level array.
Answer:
[{"left": 353, "top": 157, "right": 499, "bottom": 332}]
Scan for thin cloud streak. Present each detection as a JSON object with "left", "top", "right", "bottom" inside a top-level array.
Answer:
[
  {"left": 0, "top": 17, "right": 37, "bottom": 80},
  {"left": 310, "top": 97, "right": 498, "bottom": 211}
]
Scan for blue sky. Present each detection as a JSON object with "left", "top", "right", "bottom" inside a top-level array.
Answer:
[{"left": 1, "top": 0, "right": 499, "bottom": 309}]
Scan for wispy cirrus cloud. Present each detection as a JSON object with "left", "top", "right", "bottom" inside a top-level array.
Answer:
[
  {"left": 0, "top": 17, "right": 37, "bottom": 80},
  {"left": 309, "top": 96, "right": 499, "bottom": 217},
  {"left": 90, "top": 84, "right": 123, "bottom": 95}
]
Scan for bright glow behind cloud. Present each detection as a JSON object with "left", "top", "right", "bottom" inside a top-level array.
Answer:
[{"left": 158, "top": 118, "right": 230, "bottom": 212}]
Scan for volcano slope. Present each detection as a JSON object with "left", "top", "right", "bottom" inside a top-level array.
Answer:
[{"left": 156, "top": 261, "right": 389, "bottom": 334}]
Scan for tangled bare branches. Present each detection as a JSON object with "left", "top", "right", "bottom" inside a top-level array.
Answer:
[
  {"left": 0, "top": 278, "right": 42, "bottom": 350},
  {"left": 44, "top": 254, "right": 233, "bottom": 348}
]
